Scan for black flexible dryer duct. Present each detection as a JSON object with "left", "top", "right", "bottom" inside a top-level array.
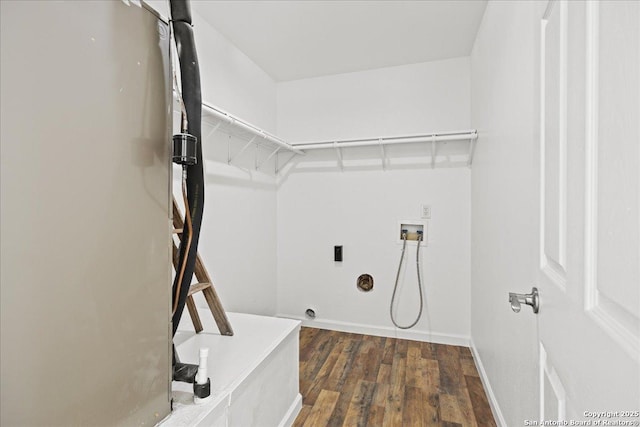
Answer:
[{"left": 170, "top": 0, "right": 204, "bottom": 338}]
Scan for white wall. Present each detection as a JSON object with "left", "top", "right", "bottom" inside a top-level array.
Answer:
[
  {"left": 470, "top": 1, "right": 538, "bottom": 425},
  {"left": 171, "top": 8, "right": 280, "bottom": 316},
  {"left": 276, "top": 58, "right": 472, "bottom": 343},
  {"left": 142, "top": 1, "right": 275, "bottom": 133},
  {"left": 147, "top": 2, "right": 472, "bottom": 344},
  {"left": 191, "top": 10, "right": 277, "bottom": 133},
  {"left": 277, "top": 57, "right": 471, "bottom": 142}
]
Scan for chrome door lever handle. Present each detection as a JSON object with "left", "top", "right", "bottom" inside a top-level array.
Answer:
[{"left": 509, "top": 287, "right": 539, "bottom": 314}]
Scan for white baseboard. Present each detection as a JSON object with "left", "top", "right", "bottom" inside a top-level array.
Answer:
[
  {"left": 276, "top": 314, "right": 470, "bottom": 347},
  {"left": 278, "top": 393, "right": 302, "bottom": 427},
  {"left": 469, "top": 339, "right": 507, "bottom": 427}
]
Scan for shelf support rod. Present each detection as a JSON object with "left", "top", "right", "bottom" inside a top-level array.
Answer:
[
  {"left": 431, "top": 135, "right": 437, "bottom": 169},
  {"left": 228, "top": 136, "right": 256, "bottom": 165},
  {"left": 276, "top": 151, "right": 296, "bottom": 174},
  {"left": 255, "top": 142, "right": 259, "bottom": 170},
  {"left": 204, "top": 122, "right": 221, "bottom": 143},
  {"left": 379, "top": 138, "right": 386, "bottom": 171},
  {"left": 467, "top": 134, "right": 477, "bottom": 167},
  {"left": 257, "top": 147, "right": 280, "bottom": 170},
  {"left": 334, "top": 142, "right": 343, "bottom": 172}
]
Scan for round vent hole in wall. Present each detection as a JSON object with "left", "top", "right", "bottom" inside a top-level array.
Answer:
[
  {"left": 357, "top": 274, "right": 374, "bottom": 292},
  {"left": 305, "top": 308, "right": 316, "bottom": 319}
]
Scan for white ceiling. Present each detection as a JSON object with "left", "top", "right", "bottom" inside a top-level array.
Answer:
[{"left": 194, "top": 1, "right": 488, "bottom": 82}]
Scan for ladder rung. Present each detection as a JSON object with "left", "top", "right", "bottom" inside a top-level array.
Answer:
[
  {"left": 173, "top": 228, "right": 183, "bottom": 234},
  {"left": 188, "top": 282, "right": 212, "bottom": 295},
  {"left": 173, "top": 196, "right": 233, "bottom": 336}
]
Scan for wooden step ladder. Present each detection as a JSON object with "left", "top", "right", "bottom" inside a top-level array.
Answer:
[{"left": 172, "top": 199, "right": 233, "bottom": 336}]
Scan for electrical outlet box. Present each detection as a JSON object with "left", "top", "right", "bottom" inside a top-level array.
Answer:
[
  {"left": 334, "top": 245, "right": 343, "bottom": 262},
  {"left": 421, "top": 204, "right": 431, "bottom": 219}
]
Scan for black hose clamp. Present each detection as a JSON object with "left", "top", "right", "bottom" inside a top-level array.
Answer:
[{"left": 193, "top": 378, "right": 211, "bottom": 399}]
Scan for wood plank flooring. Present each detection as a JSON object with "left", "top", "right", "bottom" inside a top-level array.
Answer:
[{"left": 294, "top": 327, "right": 496, "bottom": 427}]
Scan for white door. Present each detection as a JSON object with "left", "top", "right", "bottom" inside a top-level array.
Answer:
[{"left": 536, "top": 0, "right": 639, "bottom": 421}]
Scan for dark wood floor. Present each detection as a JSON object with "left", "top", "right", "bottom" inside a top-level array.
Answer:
[{"left": 294, "top": 327, "right": 496, "bottom": 427}]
